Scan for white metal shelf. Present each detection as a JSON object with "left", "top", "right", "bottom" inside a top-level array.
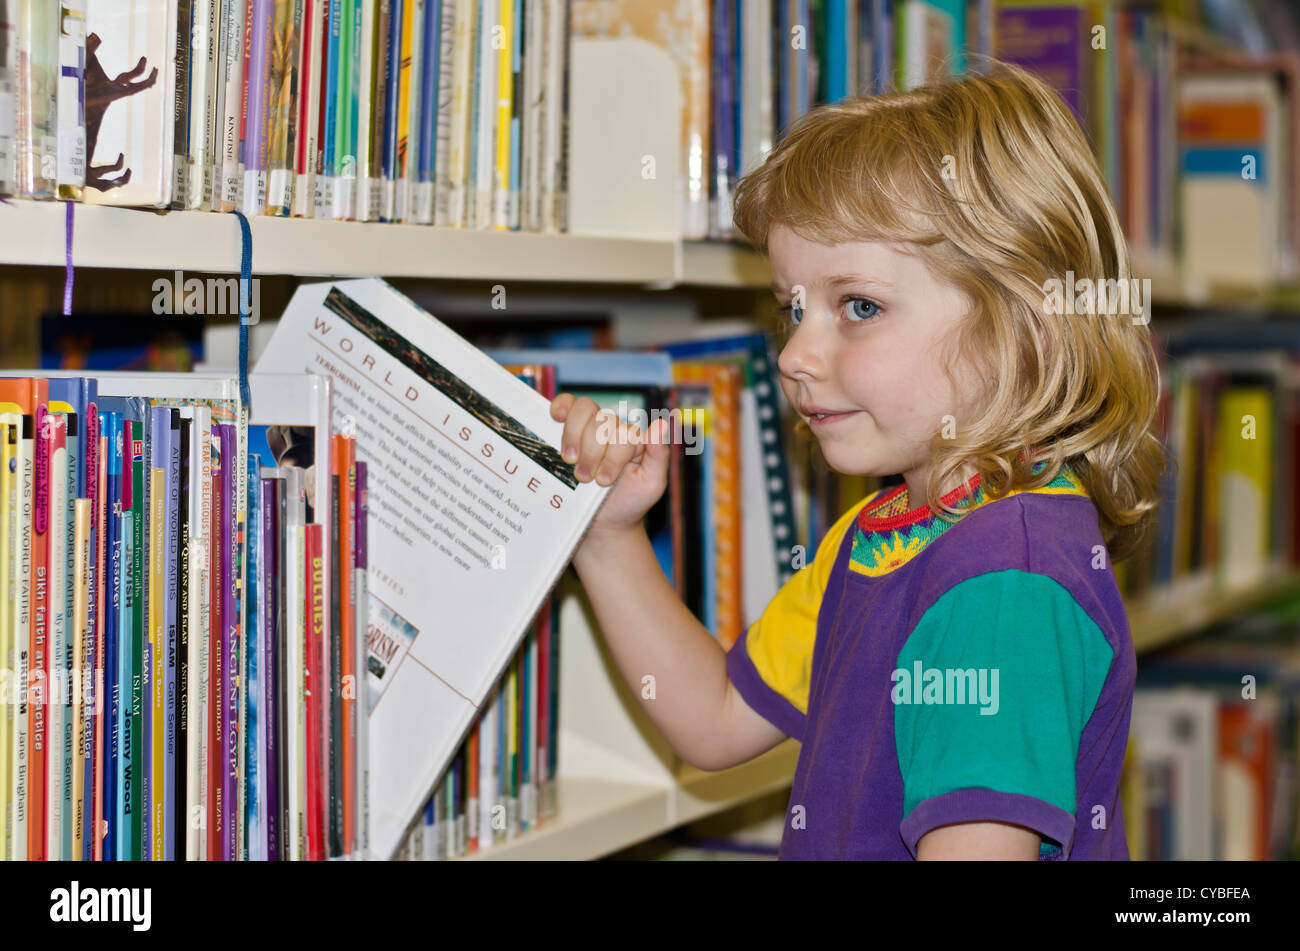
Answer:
[{"left": 0, "top": 198, "right": 774, "bottom": 288}]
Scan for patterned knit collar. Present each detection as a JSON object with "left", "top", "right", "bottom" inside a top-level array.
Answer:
[
  {"left": 856, "top": 461, "right": 1085, "bottom": 535},
  {"left": 848, "top": 462, "right": 1088, "bottom": 579}
]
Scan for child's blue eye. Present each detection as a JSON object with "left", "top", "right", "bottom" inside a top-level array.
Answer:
[
  {"left": 846, "top": 298, "right": 881, "bottom": 321},
  {"left": 779, "top": 304, "right": 804, "bottom": 325}
]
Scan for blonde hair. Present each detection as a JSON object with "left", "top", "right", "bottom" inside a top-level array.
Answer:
[{"left": 732, "top": 62, "right": 1165, "bottom": 562}]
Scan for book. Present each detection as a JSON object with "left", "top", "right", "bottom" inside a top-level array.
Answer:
[{"left": 254, "top": 277, "right": 612, "bottom": 859}]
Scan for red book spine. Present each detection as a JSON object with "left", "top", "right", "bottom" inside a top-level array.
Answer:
[
  {"left": 304, "top": 522, "right": 324, "bottom": 860},
  {"left": 28, "top": 405, "right": 50, "bottom": 860}
]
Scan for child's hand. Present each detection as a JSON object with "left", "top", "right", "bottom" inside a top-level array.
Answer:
[{"left": 550, "top": 393, "right": 671, "bottom": 535}]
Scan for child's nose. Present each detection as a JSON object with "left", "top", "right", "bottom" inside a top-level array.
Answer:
[{"left": 777, "top": 314, "right": 831, "bottom": 382}]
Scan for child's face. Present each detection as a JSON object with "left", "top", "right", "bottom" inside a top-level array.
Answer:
[{"left": 770, "top": 224, "right": 980, "bottom": 489}]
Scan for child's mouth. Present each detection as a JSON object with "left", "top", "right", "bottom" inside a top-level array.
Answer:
[{"left": 809, "top": 410, "right": 859, "bottom": 427}]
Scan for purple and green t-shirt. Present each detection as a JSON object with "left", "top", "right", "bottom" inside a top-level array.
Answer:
[{"left": 726, "top": 462, "right": 1135, "bottom": 859}]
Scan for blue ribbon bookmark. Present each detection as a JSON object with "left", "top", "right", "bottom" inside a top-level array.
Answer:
[{"left": 229, "top": 209, "right": 253, "bottom": 410}]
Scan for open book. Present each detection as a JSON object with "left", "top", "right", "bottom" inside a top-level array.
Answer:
[{"left": 255, "top": 279, "right": 611, "bottom": 859}]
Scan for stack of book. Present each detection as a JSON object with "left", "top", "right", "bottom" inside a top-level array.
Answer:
[
  {"left": 0, "top": 0, "right": 572, "bottom": 230},
  {"left": 1121, "top": 597, "right": 1300, "bottom": 860},
  {"left": 0, "top": 370, "right": 369, "bottom": 861}
]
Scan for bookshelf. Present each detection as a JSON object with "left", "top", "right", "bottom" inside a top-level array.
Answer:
[{"left": 4, "top": 6, "right": 1299, "bottom": 865}]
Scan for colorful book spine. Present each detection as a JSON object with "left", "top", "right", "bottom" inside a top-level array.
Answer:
[
  {"left": 102, "top": 412, "right": 122, "bottom": 861},
  {"left": 128, "top": 419, "right": 145, "bottom": 861},
  {"left": 220, "top": 422, "right": 238, "bottom": 861},
  {"left": 207, "top": 425, "right": 223, "bottom": 859},
  {"left": 219, "top": 0, "right": 247, "bottom": 210},
  {"left": 304, "top": 521, "right": 324, "bottom": 860},
  {"left": 147, "top": 406, "right": 167, "bottom": 860},
  {"left": 242, "top": 0, "right": 275, "bottom": 216},
  {"left": 353, "top": 459, "right": 367, "bottom": 857},
  {"left": 69, "top": 498, "right": 90, "bottom": 862},
  {"left": 28, "top": 402, "right": 49, "bottom": 861},
  {"left": 82, "top": 407, "right": 100, "bottom": 860}
]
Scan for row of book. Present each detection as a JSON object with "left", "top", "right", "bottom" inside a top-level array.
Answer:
[
  {"left": 585, "top": 0, "right": 1294, "bottom": 286},
  {"left": 1120, "top": 599, "right": 1300, "bottom": 861},
  {"left": 0, "top": 370, "right": 369, "bottom": 860},
  {"left": 0, "top": 0, "right": 572, "bottom": 230},
  {"left": 1114, "top": 331, "right": 1300, "bottom": 603}
]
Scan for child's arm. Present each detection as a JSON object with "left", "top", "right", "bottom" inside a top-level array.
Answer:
[
  {"left": 917, "top": 823, "right": 1041, "bottom": 860},
  {"left": 553, "top": 393, "right": 787, "bottom": 771}
]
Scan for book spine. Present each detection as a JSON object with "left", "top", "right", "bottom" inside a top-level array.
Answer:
[
  {"left": 195, "top": 0, "right": 221, "bottom": 209},
  {"left": 445, "top": 0, "right": 473, "bottom": 227},
  {"left": 56, "top": 1, "right": 86, "bottom": 201},
  {"left": 471, "top": 0, "right": 496, "bottom": 229},
  {"left": 294, "top": 0, "right": 321, "bottom": 216},
  {"left": 147, "top": 409, "right": 165, "bottom": 861},
  {"left": 57, "top": 410, "right": 74, "bottom": 862},
  {"left": 353, "top": 460, "right": 367, "bottom": 857},
  {"left": 172, "top": 0, "right": 194, "bottom": 209},
  {"left": 174, "top": 416, "right": 190, "bottom": 859},
  {"left": 381, "top": 0, "right": 403, "bottom": 221},
  {"left": 415, "top": 0, "right": 441, "bottom": 224},
  {"left": 0, "top": 416, "right": 13, "bottom": 860},
  {"left": 304, "top": 522, "right": 323, "bottom": 860},
  {"left": 263, "top": 475, "right": 279, "bottom": 859},
  {"left": 17, "top": 0, "right": 57, "bottom": 197},
  {"left": 492, "top": 0, "right": 511, "bottom": 230},
  {"left": 330, "top": 0, "right": 355, "bottom": 219},
  {"left": 338, "top": 439, "right": 355, "bottom": 857},
  {"left": 69, "top": 499, "right": 89, "bottom": 861},
  {"left": 398, "top": 0, "right": 421, "bottom": 222},
  {"left": 220, "top": 423, "right": 238, "bottom": 861},
  {"left": 103, "top": 415, "right": 121, "bottom": 861},
  {"left": 327, "top": 470, "right": 341, "bottom": 855},
  {"left": 128, "top": 422, "right": 144, "bottom": 861},
  {"left": 0, "top": 10, "right": 16, "bottom": 196},
  {"left": 320, "top": 0, "right": 342, "bottom": 217},
  {"left": 264, "top": 0, "right": 299, "bottom": 215},
  {"left": 28, "top": 405, "right": 48, "bottom": 861},
  {"left": 193, "top": 417, "right": 211, "bottom": 860},
  {"left": 82, "top": 409, "right": 101, "bottom": 860},
  {"left": 244, "top": 468, "right": 260, "bottom": 859},
  {"left": 355, "top": 0, "right": 379, "bottom": 221},
  {"left": 242, "top": 0, "right": 275, "bottom": 215},
  {"left": 207, "top": 428, "right": 223, "bottom": 859},
  {"left": 219, "top": 0, "right": 246, "bottom": 210}
]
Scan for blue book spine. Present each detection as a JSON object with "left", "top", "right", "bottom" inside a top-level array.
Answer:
[
  {"left": 827, "top": 0, "right": 848, "bottom": 101},
  {"left": 324, "top": 0, "right": 341, "bottom": 176},
  {"left": 418, "top": 0, "right": 441, "bottom": 183},
  {"left": 261, "top": 476, "right": 279, "bottom": 859},
  {"left": 349, "top": 2, "right": 363, "bottom": 190},
  {"left": 382, "top": 0, "right": 402, "bottom": 195},
  {"left": 163, "top": 411, "right": 180, "bottom": 861},
  {"left": 102, "top": 412, "right": 122, "bottom": 860}
]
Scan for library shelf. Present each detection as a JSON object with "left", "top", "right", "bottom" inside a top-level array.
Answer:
[
  {"left": 453, "top": 741, "right": 799, "bottom": 861},
  {"left": 1127, "top": 570, "right": 1300, "bottom": 655},
  {"left": 0, "top": 197, "right": 776, "bottom": 290}
]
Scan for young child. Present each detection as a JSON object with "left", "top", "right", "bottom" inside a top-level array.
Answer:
[{"left": 550, "top": 63, "right": 1164, "bottom": 860}]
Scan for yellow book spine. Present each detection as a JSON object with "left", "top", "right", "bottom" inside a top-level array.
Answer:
[
  {"left": 150, "top": 468, "right": 165, "bottom": 861},
  {"left": 494, "top": 0, "right": 513, "bottom": 230},
  {"left": 71, "top": 499, "right": 90, "bottom": 861}
]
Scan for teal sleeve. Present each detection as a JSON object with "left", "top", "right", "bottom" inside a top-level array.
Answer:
[{"left": 893, "top": 570, "right": 1114, "bottom": 854}]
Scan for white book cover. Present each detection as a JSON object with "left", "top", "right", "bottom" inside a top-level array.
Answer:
[
  {"left": 84, "top": 0, "right": 178, "bottom": 208},
  {"left": 181, "top": 404, "right": 211, "bottom": 860},
  {"left": 540, "top": 0, "right": 565, "bottom": 233},
  {"left": 186, "top": 0, "right": 218, "bottom": 209},
  {"left": 254, "top": 278, "right": 611, "bottom": 859},
  {"left": 218, "top": 0, "right": 244, "bottom": 210},
  {"left": 1131, "top": 687, "right": 1220, "bottom": 861}
]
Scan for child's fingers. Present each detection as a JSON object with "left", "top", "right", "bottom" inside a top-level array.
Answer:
[
  {"left": 593, "top": 429, "right": 638, "bottom": 486},
  {"left": 550, "top": 392, "right": 576, "bottom": 421},
  {"left": 558, "top": 396, "right": 600, "bottom": 463},
  {"left": 575, "top": 406, "right": 617, "bottom": 479}
]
